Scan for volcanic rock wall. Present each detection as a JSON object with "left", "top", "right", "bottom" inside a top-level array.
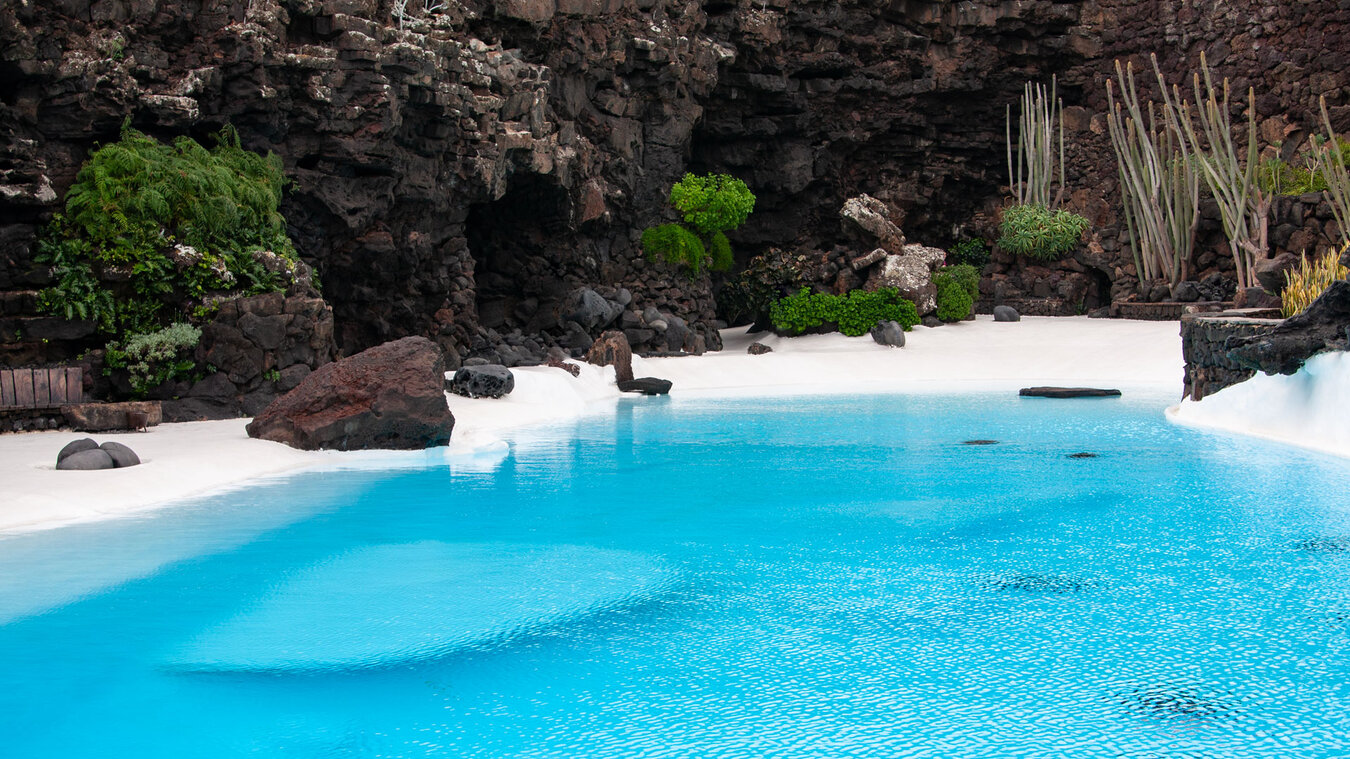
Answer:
[{"left": 2, "top": 0, "right": 1348, "bottom": 367}]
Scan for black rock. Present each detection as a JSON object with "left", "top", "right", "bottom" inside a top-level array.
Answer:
[
  {"left": 1019, "top": 387, "right": 1122, "bottom": 398},
  {"left": 448, "top": 364, "right": 516, "bottom": 398},
  {"left": 869, "top": 320, "right": 906, "bottom": 347},
  {"left": 57, "top": 438, "right": 99, "bottom": 464},
  {"left": 99, "top": 441, "right": 141, "bottom": 468},
  {"left": 56, "top": 448, "right": 116, "bottom": 471},
  {"left": 1173, "top": 281, "right": 1202, "bottom": 302},
  {"left": 747, "top": 342, "right": 773, "bottom": 355},
  {"left": 993, "top": 305, "right": 1021, "bottom": 322},
  {"left": 618, "top": 377, "right": 672, "bottom": 395},
  {"left": 1228, "top": 280, "right": 1350, "bottom": 376}
]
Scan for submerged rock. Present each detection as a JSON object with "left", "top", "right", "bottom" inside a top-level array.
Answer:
[
  {"left": 247, "top": 336, "right": 455, "bottom": 451},
  {"left": 1019, "top": 387, "right": 1121, "bottom": 398}
]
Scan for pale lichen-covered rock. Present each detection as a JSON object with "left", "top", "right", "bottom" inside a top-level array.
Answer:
[
  {"left": 840, "top": 194, "right": 906, "bottom": 252},
  {"left": 864, "top": 244, "right": 946, "bottom": 315}
]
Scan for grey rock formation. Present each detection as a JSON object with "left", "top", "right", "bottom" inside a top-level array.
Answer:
[
  {"left": 448, "top": 365, "right": 516, "bottom": 399},
  {"left": 870, "top": 321, "right": 907, "bottom": 347},
  {"left": 99, "top": 441, "right": 142, "bottom": 468},
  {"left": 993, "top": 306, "right": 1022, "bottom": 322},
  {"left": 57, "top": 438, "right": 99, "bottom": 464},
  {"left": 56, "top": 449, "right": 116, "bottom": 471}
]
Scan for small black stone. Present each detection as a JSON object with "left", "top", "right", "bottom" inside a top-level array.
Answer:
[
  {"left": 1067, "top": 452, "right": 1099, "bottom": 459},
  {"left": 962, "top": 439, "right": 999, "bottom": 446}
]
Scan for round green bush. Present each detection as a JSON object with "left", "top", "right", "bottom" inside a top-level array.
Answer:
[
  {"left": 669, "top": 173, "right": 756, "bottom": 238},
  {"left": 933, "top": 273, "right": 974, "bottom": 322},
  {"left": 641, "top": 223, "right": 708, "bottom": 275}
]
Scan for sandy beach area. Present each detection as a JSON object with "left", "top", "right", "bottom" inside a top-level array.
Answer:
[{"left": 1, "top": 315, "right": 1194, "bottom": 534}]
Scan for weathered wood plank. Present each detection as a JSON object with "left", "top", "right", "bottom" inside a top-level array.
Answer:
[
  {"left": 0, "top": 370, "right": 14, "bottom": 408},
  {"left": 33, "top": 368, "right": 50, "bottom": 407},
  {"left": 50, "top": 368, "right": 68, "bottom": 405},
  {"left": 14, "top": 370, "right": 35, "bottom": 407},
  {"left": 66, "top": 367, "right": 84, "bottom": 403}
]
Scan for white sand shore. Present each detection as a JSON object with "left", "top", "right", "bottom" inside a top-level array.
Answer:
[{"left": 2, "top": 316, "right": 1184, "bottom": 534}]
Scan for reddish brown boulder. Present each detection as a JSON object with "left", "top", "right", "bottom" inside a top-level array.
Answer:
[
  {"left": 246, "top": 337, "right": 454, "bottom": 451},
  {"left": 585, "top": 330, "right": 634, "bottom": 384}
]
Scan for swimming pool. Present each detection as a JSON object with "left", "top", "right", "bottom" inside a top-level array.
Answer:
[{"left": 3, "top": 392, "right": 1349, "bottom": 757}]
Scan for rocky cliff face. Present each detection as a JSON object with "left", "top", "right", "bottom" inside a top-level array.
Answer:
[{"left": 2, "top": 0, "right": 1347, "bottom": 366}]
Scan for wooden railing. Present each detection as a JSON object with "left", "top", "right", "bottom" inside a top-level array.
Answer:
[{"left": 0, "top": 367, "right": 85, "bottom": 410}]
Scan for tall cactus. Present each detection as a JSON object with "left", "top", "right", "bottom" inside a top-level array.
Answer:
[
  {"left": 1105, "top": 59, "right": 1200, "bottom": 293},
  {"left": 1157, "top": 53, "right": 1269, "bottom": 289},
  {"left": 1311, "top": 96, "right": 1350, "bottom": 247},
  {"left": 1006, "top": 77, "right": 1065, "bottom": 209}
]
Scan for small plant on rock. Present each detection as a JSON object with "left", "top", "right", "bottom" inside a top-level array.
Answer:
[
  {"left": 717, "top": 248, "right": 809, "bottom": 327},
  {"left": 1281, "top": 245, "right": 1349, "bottom": 318},
  {"left": 997, "top": 204, "right": 1089, "bottom": 261},
  {"left": 104, "top": 322, "right": 202, "bottom": 398},
  {"left": 642, "top": 173, "right": 755, "bottom": 277}
]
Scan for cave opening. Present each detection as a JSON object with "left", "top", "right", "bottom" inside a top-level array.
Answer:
[{"left": 466, "top": 173, "right": 572, "bottom": 336}]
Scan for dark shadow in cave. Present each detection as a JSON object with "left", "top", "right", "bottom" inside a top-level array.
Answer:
[{"left": 466, "top": 173, "right": 573, "bottom": 335}]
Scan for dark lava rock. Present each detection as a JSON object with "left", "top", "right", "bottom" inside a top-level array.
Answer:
[
  {"left": 921, "top": 315, "right": 944, "bottom": 328},
  {"left": 1020, "top": 387, "right": 1122, "bottom": 398},
  {"left": 1254, "top": 252, "right": 1300, "bottom": 293},
  {"left": 99, "top": 441, "right": 141, "bottom": 468},
  {"left": 1228, "top": 280, "right": 1350, "bottom": 376},
  {"left": 962, "top": 439, "right": 999, "bottom": 445},
  {"left": 448, "top": 364, "right": 515, "bottom": 399},
  {"left": 586, "top": 330, "right": 634, "bottom": 384},
  {"left": 566, "top": 288, "right": 621, "bottom": 332},
  {"left": 747, "top": 342, "right": 773, "bottom": 355},
  {"left": 618, "top": 377, "right": 672, "bottom": 395},
  {"left": 1173, "top": 280, "right": 1202, "bottom": 302},
  {"left": 870, "top": 320, "right": 906, "bottom": 347},
  {"left": 993, "top": 305, "right": 1021, "bottom": 322},
  {"left": 247, "top": 336, "right": 455, "bottom": 451},
  {"left": 57, "top": 438, "right": 99, "bottom": 463},
  {"left": 1067, "top": 452, "right": 1099, "bottom": 459},
  {"left": 546, "top": 356, "right": 581, "bottom": 376},
  {"left": 55, "top": 448, "right": 116, "bottom": 471}
]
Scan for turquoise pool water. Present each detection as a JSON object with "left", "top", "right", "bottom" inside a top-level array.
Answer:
[{"left": 3, "top": 393, "right": 1350, "bottom": 757}]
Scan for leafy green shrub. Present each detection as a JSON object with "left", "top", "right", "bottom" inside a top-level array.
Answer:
[
  {"left": 642, "top": 173, "right": 755, "bottom": 276},
  {"left": 949, "top": 238, "right": 990, "bottom": 268},
  {"left": 641, "top": 223, "right": 707, "bottom": 275},
  {"left": 717, "top": 248, "right": 808, "bottom": 326},
  {"left": 104, "top": 322, "right": 202, "bottom": 398},
  {"left": 997, "top": 204, "right": 1089, "bottom": 260},
  {"left": 1257, "top": 139, "right": 1350, "bottom": 196},
  {"left": 933, "top": 274, "right": 974, "bottom": 322},
  {"left": 669, "top": 173, "right": 756, "bottom": 237},
  {"left": 938, "top": 264, "right": 980, "bottom": 299},
  {"left": 769, "top": 287, "right": 919, "bottom": 337},
  {"left": 36, "top": 123, "right": 299, "bottom": 340}
]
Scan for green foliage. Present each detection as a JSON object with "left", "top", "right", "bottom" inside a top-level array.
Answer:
[
  {"left": 669, "top": 173, "right": 756, "bottom": 238},
  {"left": 717, "top": 248, "right": 808, "bottom": 326},
  {"left": 933, "top": 271, "right": 975, "bottom": 322},
  {"left": 1282, "top": 244, "right": 1349, "bottom": 318},
  {"left": 938, "top": 264, "right": 980, "bottom": 300},
  {"left": 645, "top": 173, "right": 755, "bottom": 277},
  {"left": 1257, "top": 156, "right": 1327, "bottom": 196},
  {"left": 104, "top": 322, "right": 202, "bottom": 398},
  {"left": 36, "top": 122, "right": 298, "bottom": 340},
  {"left": 641, "top": 223, "right": 707, "bottom": 276},
  {"left": 997, "top": 204, "right": 1089, "bottom": 261},
  {"left": 948, "top": 238, "right": 990, "bottom": 268},
  {"left": 769, "top": 287, "right": 919, "bottom": 337},
  {"left": 709, "top": 231, "right": 733, "bottom": 272}
]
